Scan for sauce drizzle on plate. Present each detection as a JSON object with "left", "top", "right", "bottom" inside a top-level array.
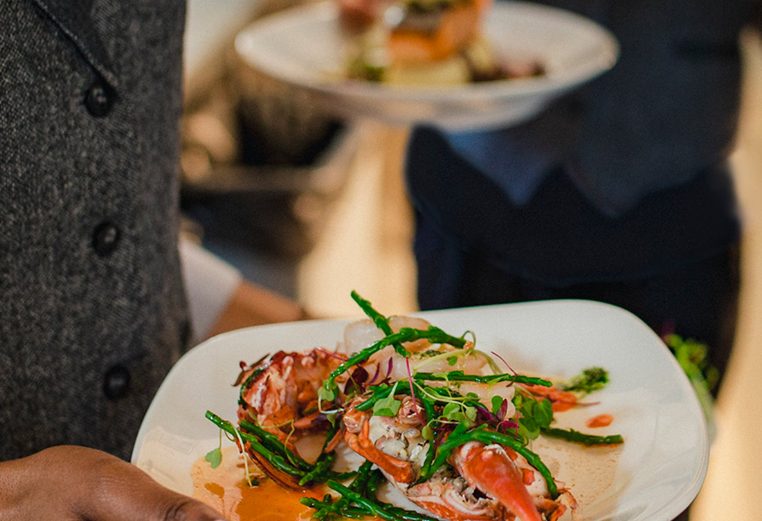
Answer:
[{"left": 191, "top": 447, "right": 323, "bottom": 521}]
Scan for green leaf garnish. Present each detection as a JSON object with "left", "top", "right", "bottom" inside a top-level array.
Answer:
[
  {"left": 205, "top": 447, "right": 223, "bottom": 469},
  {"left": 373, "top": 382, "right": 401, "bottom": 417},
  {"left": 513, "top": 394, "right": 553, "bottom": 441},
  {"left": 441, "top": 402, "right": 476, "bottom": 426},
  {"left": 491, "top": 395, "right": 504, "bottom": 416},
  {"left": 562, "top": 367, "right": 609, "bottom": 394},
  {"left": 318, "top": 385, "right": 336, "bottom": 402}
]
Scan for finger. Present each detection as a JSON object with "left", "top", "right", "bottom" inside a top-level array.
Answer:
[{"left": 78, "top": 452, "right": 227, "bottom": 521}]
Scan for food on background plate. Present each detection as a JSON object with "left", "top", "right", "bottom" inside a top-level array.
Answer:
[
  {"left": 203, "top": 292, "right": 623, "bottom": 520},
  {"left": 338, "top": 0, "right": 544, "bottom": 85}
]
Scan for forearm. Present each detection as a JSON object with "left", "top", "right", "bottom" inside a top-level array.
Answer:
[
  {"left": 179, "top": 238, "right": 311, "bottom": 342},
  {"left": 206, "top": 281, "right": 310, "bottom": 338},
  {"left": 0, "top": 454, "right": 32, "bottom": 520}
]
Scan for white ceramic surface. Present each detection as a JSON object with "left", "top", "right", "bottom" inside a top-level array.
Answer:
[
  {"left": 133, "top": 300, "right": 707, "bottom": 520},
  {"left": 233, "top": 1, "right": 618, "bottom": 130}
]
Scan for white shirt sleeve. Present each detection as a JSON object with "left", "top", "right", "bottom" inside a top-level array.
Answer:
[{"left": 179, "top": 237, "right": 243, "bottom": 343}]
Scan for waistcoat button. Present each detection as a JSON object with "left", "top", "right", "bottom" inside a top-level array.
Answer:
[
  {"left": 92, "top": 221, "right": 121, "bottom": 257},
  {"left": 103, "top": 365, "right": 131, "bottom": 400},
  {"left": 84, "top": 80, "right": 114, "bottom": 118}
]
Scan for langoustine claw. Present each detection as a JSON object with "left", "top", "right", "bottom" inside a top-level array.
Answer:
[
  {"left": 343, "top": 393, "right": 574, "bottom": 520},
  {"left": 453, "top": 442, "right": 541, "bottom": 521}
]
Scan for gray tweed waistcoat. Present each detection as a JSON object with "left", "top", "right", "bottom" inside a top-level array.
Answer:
[{"left": 1, "top": 0, "right": 188, "bottom": 460}]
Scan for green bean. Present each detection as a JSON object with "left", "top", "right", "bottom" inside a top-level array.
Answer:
[
  {"left": 325, "top": 470, "right": 358, "bottom": 481},
  {"left": 312, "top": 461, "right": 374, "bottom": 520},
  {"left": 325, "top": 326, "right": 467, "bottom": 389},
  {"left": 300, "top": 497, "right": 368, "bottom": 519},
  {"left": 419, "top": 422, "right": 469, "bottom": 480},
  {"left": 349, "top": 460, "right": 375, "bottom": 491},
  {"left": 414, "top": 371, "right": 552, "bottom": 387},
  {"left": 356, "top": 384, "right": 398, "bottom": 411},
  {"left": 420, "top": 424, "right": 559, "bottom": 498},
  {"left": 351, "top": 290, "right": 409, "bottom": 357},
  {"left": 542, "top": 427, "right": 624, "bottom": 445},
  {"left": 327, "top": 480, "right": 440, "bottom": 521},
  {"left": 298, "top": 452, "right": 336, "bottom": 487},
  {"left": 205, "top": 411, "right": 306, "bottom": 478},
  {"left": 473, "top": 429, "right": 557, "bottom": 497},
  {"left": 239, "top": 419, "right": 312, "bottom": 471},
  {"left": 364, "top": 469, "right": 385, "bottom": 497},
  {"left": 351, "top": 290, "right": 393, "bottom": 335}
]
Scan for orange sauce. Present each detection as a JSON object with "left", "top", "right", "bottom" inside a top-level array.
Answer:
[
  {"left": 586, "top": 414, "right": 614, "bottom": 428},
  {"left": 191, "top": 447, "right": 324, "bottom": 521}
]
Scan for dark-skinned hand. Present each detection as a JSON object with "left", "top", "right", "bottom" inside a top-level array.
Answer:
[{"left": 0, "top": 445, "right": 226, "bottom": 521}]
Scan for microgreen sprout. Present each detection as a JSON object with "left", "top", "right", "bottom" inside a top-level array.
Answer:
[
  {"left": 373, "top": 381, "right": 402, "bottom": 417},
  {"left": 230, "top": 422, "right": 257, "bottom": 487},
  {"left": 204, "top": 429, "right": 223, "bottom": 469}
]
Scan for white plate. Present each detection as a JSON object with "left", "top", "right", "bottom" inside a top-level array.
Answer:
[
  {"left": 133, "top": 300, "right": 707, "bottom": 520},
  {"left": 234, "top": 1, "right": 618, "bottom": 131}
]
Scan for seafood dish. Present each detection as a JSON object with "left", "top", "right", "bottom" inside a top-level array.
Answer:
[
  {"left": 204, "top": 292, "right": 623, "bottom": 521},
  {"left": 338, "top": 0, "right": 544, "bottom": 85}
]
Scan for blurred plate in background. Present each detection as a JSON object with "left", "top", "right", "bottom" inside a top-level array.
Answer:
[{"left": 235, "top": 1, "right": 618, "bottom": 131}]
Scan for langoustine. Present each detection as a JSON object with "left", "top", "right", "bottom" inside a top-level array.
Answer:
[{"left": 212, "top": 293, "right": 620, "bottom": 521}]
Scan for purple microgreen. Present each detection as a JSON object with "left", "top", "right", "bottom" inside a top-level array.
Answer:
[
  {"left": 475, "top": 404, "right": 499, "bottom": 425},
  {"left": 497, "top": 419, "right": 520, "bottom": 433},
  {"left": 344, "top": 366, "right": 369, "bottom": 395},
  {"left": 499, "top": 397, "right": 509, "bottom": 419},
  {"left": 367, "top": 362, "right": 382, "bottom": 386},
  {"left": 491, "top": 351, "right": 517, "bottom": 375}
]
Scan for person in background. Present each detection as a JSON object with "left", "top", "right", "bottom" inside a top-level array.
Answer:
[
  {"left": 402, "top": 5, "right": 762, "bottom": 518},
  {"left": 406, "top": 0, "right": 760, "bottom": 392},
  {"left": 0, "top": 1, "right": 302, "bottom": 518}
]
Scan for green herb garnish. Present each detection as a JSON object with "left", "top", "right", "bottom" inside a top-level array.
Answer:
[
  {"left": 543, "top": 427, "right": 624, "bottom": 446},
  {"left": 562, "top": 367, "right": 609, "bottom": 394},
  {"left": 513, "top": 393, "right": 553, "bottom": 442},
  {"left": 414, "top": 370, "right": 552, "bottom": 387},
  {"left": 373, "top": 382, "right": 402, "bottom": 417},
  {"left": 204, "top": 446, "right": 222, "bottom": 469}
]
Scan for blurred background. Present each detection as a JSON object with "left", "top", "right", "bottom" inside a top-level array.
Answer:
[{"left": 183, "top": 0, "right": 762, "bottom": 518}]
